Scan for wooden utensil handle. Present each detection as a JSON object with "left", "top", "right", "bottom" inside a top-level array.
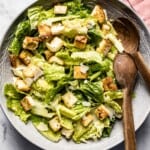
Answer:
[
  {"left": 132, "top": 51, "right": 150, "bottom": 90},
  {"left": 123, "top": 88, "right": 136, "bottom": 150}
]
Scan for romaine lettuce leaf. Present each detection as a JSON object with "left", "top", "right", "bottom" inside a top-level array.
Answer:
[
  {"left": 8, "top": 37, "right": 21, "bottom": 55},
  {"left": 32, "top": 116, "right": 61, "bottom": 142},
  {"left": 60, "top": 116, "right": 73, "bottom": 130},
  {"left": 102, "top": 118, "right": 115, "bottom": 137},
  {"left": 105, "top": 100, "right": 122, "bottom": 118},
  {"left": 79, "top": 120, "right": 104, "bottom": 142},
  {"left": 30, "top": 77, "right": 54, "bottom": 100},
  {"left": 4, "top": 84, "right": 25, "bottom": 100},
  {"left": 104, "top": 90, "right": 123, "bottom": 101},
  {"left": 43, "top": 64, "right": 66, "bottom": 81},
  {"left": 62, "top": 19, "right": 88, "bottom": 38},
  {"left": 57, "top": 105, "right": 77, "bottom": 119},
  {"left": 14, "top": 20, "right": 31, "bottom": 38},
  {"left": 78, "top": 81, "right": 104, "bottom": 103},
  {"left": 88, "top": 24, "right": 103, "bottom": 47},
  {"left": 45, "top": 77, "right": 71, "bottom": 102},
  {"left": 71, "top": 51, "right": 102, "bottom": 64},
  {"left": 28, "top": 6, "right": 43, "bottom": 29},
  {"left": 56, "top": 50, "right": 81, "bottom": 66},
  {"left": 72, "top": 107, "right": 91, "bottom": 121},
  {"left": 31, "top": 106, "right": 55, "bottom": 119},
  {"left": 103, "top": 90, "right": 123, "bottom": 117},
  {"left": 65, "top": 0, "right": 91, "bottom": 17},
  {"left": 7, "top": 99, "right": 30, "bottom": 123},
  {"left": 39, "top": 8, "right": 55, "bottom": 22},
  {"left": 73, "top": 121, "right": 93, "bottom": 143},
  {"left": 8, "top": 20, "right": 30, "bottom": 55},
  {"left": 41, "top": 15, "right": 79, "bottom": 26},
  {"left": 31, "top": 54, "right": 46, "bottom": 68},
  {"left": 32, "top": 56, "right": 66, "bottom": 81}
]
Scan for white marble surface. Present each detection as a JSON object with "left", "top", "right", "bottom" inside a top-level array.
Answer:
[{"left": 0, "top": 0, "right": 150, "bottom": 150}]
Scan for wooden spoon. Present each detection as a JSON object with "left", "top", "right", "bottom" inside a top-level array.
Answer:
[
  {"left": 113, "top": 18, "right": 150, "bottom": 90},
  {"left": 114, "top": 53, "right": 137, "bottom": 150}
]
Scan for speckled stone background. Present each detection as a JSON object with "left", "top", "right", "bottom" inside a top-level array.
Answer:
[{"left": 0, "top": 0, "right": 150, "bottom": 150}]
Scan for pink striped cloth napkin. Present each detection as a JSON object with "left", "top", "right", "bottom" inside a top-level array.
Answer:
[{"left": 123, "top": 0, "right": 150, "bottom": 28}]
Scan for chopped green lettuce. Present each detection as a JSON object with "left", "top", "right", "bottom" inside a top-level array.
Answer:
[
  {"left": 41, "top": 15, "right": 80, "bottom": 26},
  {"left": 4, "top": 84, "right": 25, "bottom": 100},
  {"left": 79, "top": 120, "right": 104, "bottom": 142},
  {"left": 56, "top": 50, "right": 81, "bottom": 65},
  {"left": 14, "top": 20, "right": 31, "bottom": 38},
  {"left": 45, "top": 77, "right": 72, "bottom": 102},
  {"left": 104, "top": 90, "right": 123, "bottom": 101},
  {"left": 32, "top": 77, "right": 53, "bottom": 92},
  {"left": 32, "top": 116, "right": 61, "bottom": 142},
  {"left": 8, "top": 37, "right": 22, "bottom": 55},
  {"left": 38, "top": 8, "right": 55, "bottom": 22},
  {"left": 60, "top": 116, "right": 73, "bottom": 130},
  {"left": 73, "top": 120, "right": 104, "bottom": 143},
  {"left": 24, "top": 96, "right": 56, "bottom": 118},
  {"left": 78, "top": 81, "right": 104, "bottom": 103},
  {"left": 62, "top": 19, "right": 88, "bottom": 38},
  {"left": 73, "top": 121, "right": 93, "bottom": 143},
  {"left": 65, "top": 0, "right": 91, "bottom": 17},
  {"left": 88, "top": 24, "right": 103, "bottom": 47},
  {"left": 31, "top": 78, "right": 54, "bottom": 100},
  {"left": 43, "top": 64, "right": 66, "bottom": 81},
  {"left": 31, "top": 56, "right": 67, "bottom": 81},
  {"left": 71, "top": 51, "right": 102, "bottom": 64},
  {"left": 103, "top": 90, "right": 123, "bottom": 117},
  {"left": 8, "top": 20, "right": 30, "bottom": 55},
  {"left": 31, "top": 106, "right": 55, "bottom": 119},
  {"left": 102, "top": 118, "right": 115, "bottom": 137},
  {"left": 28, "top": 6, "right": 43, "bottom": 29},
  {"left": 7, "top": 99, "right": 30, "bottom": 123},
  {"left": 72, "top": 107, "right": 91, "bottom": 121},
  {"left": 105, "top": 100, "right": 122, "bottom": 118},
  {"left": 59, "top": 105, "right": 76, "bottom": 119}
]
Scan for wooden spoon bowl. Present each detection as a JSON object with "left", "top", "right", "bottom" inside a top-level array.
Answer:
[{"left": 113, "top": 18, "right": 150, "bottom": 91}]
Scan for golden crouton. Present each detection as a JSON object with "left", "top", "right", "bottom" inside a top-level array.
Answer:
[
  {"left": 15, "top": 78, "right": 30, "bottom": 92},
  {"left": 9, "top": 54, "right": 22, "bottom": 68},
  {"left": 62, "top": 92, "right": 77, "bottom": 108},
  {"left": 96, "top": 39, "right": 112, "bottom": 55},
  {"left": 22, "top": 65, "right": 43, "bottom": 80},
  {"left": 21, "top": 96, "right": 33, "bottom": 111},
  {"left": 91, "top": 5, "right": 105, "bottom": 24},
  {"left": 38, "top": 24, "right": 52, "bottom": 39},
  {"left": 95, "top": 105, "right": 109, "bottom": 120},
  {"left": 44, "top": 50, "right": 54, "bottom": 60},
  {"left": 81, "top": 113, "right": 93, "bottom": 127},
  {"left": 46, "top": 37, "right": 64, "bottom": 52},
  {"left": 49, "top": 117, "right": 61, "bottom": 132},
  {"left": 22, "top": 65, "right": 36, "bottom": 78},
  {"left": 23, "top": 36, "right": 39, "bottom": 51},
  {"left": 51, "top": 23, "right": 64, "bottom": 35},
  {"left": 74, "top": 35, "right": 88, "bottom": 49},
  {"left": 102, "top": 77, "right": 118, "bottom": 91},
  {"left": 73, "top": 66, "right": 88, "bottom": 79},
  {"left": 19, "top": 50, "right": 33, "bottom": 65}
]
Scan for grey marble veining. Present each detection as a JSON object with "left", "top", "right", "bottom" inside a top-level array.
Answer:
[{"left": 0, "top": 0, "right": 150, "bottom": 150}]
